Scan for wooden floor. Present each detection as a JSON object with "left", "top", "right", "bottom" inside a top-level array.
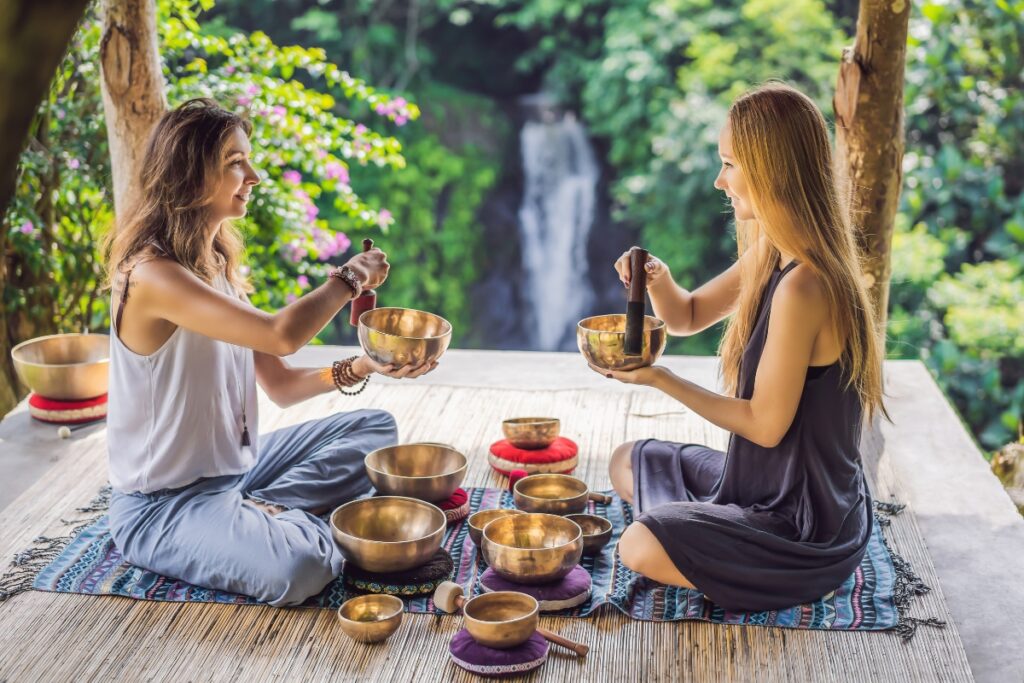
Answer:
[{"left": 0, "top": 383, "right": 973, "bottom": 681}]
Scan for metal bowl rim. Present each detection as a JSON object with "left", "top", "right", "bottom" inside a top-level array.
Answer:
[
  {"left": 502, "top": 417, "right": 560, "bottom": 427},
  {"left": 481, "top": 512, "right": 583, "bottom": 551},
  {"left": 358, "top": 307, "right": 453, "bottom": 340},
  {"left": 468, "top": 508, "right": 524, "bottom": 531},
  {"left": 364, "top": 444, "right": 468, "bottom": 481},
  {"left": 564, "top": 513, "right": 614, "bottom": 535},
  {"left": 330, "top": 496, "right": 447, "bottom": 545},
  {"left": 336, "top": 593, "right": 404, "bottom": 623},
  {"left": 11, "top": 333, "right": 111, "bottom": 369},
  {"left": 577, "top": 314, "right": 666, "bottom": 333},
  {"left": 464, "top": 591, "right": 540, "bottom": 623},
  {"left": 513, "top": 474, "right": 589, "bottom": 503}
]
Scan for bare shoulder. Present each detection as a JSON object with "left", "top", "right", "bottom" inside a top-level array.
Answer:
[
  {"left": 773, "top": 264, "right": 828, "bottom": 319},
  {"left": 126, "top": 256, "right": 201, "bottom": 299}
]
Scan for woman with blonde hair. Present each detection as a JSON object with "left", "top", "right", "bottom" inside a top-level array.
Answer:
[{"left": 597, "top": 83, "right": 886, "bottom": 610}]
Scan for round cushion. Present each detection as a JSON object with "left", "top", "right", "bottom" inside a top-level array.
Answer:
[
  {"left": 449, "top": 628, "right": 548, "bottom": 677},
  {"left": 488, "top": 437, "right": 578, "bottom": 475},
  {"left": 344, "top": 548, "right": 454, "bottom": 596},
  {"left": 480, "top": 565, "right": 592, "bottom": 612},
  {"left": 438, "top": 488, "right": 470, "bottom": 524},
  {"left": 28, "top": 393, "right": 107, "bottom": 424},
  {"left": 443, "top": 499, "right": 471, "bottom": 525}
]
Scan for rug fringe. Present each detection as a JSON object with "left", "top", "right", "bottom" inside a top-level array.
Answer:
[
  {"left": 0, "top": 485, "right": 112, "bottom": 604},
  {"left": 872, "top": 499, "right": 947, "bottom": 640}
]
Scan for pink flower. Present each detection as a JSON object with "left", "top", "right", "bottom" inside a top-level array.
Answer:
[
  {"left": 19, "top": 221, "right": 34, "bottom": 234},
  {"left": 68, "top": 158, "right": 80, "bottom": 170},
  {"left": 297, "top": 275, "right": 310, "bottom": 289},
  {"left": 55, "top": 109, "right": 65, "bottom": 120},
  {"left": 325, "top": 162, "right": 349, "bottom": 185},
  {"left": 374, "top": 103, "right": 389, "bottom": 115},
  {"left": 272, "top": 105, "right": 286, "bottom": 117},
  {"left": 306, "top": 204, "right": 319, "bottom": 222},
  {"left": 354, "top": 124, "right": 368, "bottom": 135},
  {"left": 393, "top": 97, "right": 407, "bottom": 108},
  {"left": 246, "top": 84, "right": 260, "bottom": 96},
  {"left": 394, "top": 116, "right": 408, "bottom": 126},
  {"left": 225, "top": 65, "right": 236, "bottom": 75},
  {"left": 286, "top": 293, "right": 297, "bottom": 304},
  {"left": 283, "top": 170, "right": 301, "bottom": 185},
  {"left": 237, "top": 96, "right": 251, "bottom": 107},
  {"left": 377, "top": 209, "right": 392, "bottom": 228},
  {"left": 315, "top": 149, "right": 327, "bottom": 160},
  {"left": 334, "top": 231, "right": 351, "bottom": 252}
]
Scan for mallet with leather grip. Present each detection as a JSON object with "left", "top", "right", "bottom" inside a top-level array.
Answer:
[{"left": 349, "top": 238, "right": 378, "bottom": 326}]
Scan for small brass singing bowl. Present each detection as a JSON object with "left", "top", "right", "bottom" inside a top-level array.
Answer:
[
  {"left": 337, "top": 594, "right": 404, "bottom": 644},
  {"left": 11, "top": 333, "right": 110, "bottom": 400},
  {"left": 481, "top": 513, "right": 583, "bottom": 585},
  {"left": 330, "top": 496, "right": 446, "bottom": 573},
  {"left": 467, "top": 508, "right": 525, "bottom": 547},
  {"left": 565, "top": 514, "right": 614, "bottom": 555},
  {"left": 365, "top": 443, "right": 467, "bottom": 502},
  {"left": 513, "top": 474, "right": 593, "bottom": 515},
  {"left": 577, "top": 314, "right": 667, "bottom": 372},
  {"left": 358, "top": 307, "right": 452, "bottom": 369},
  {"left": 463, "top": 591, "right": 540, "bottom": 649},
  {"left": 502, "top": 417, "right": 560, "bottom": 450}
]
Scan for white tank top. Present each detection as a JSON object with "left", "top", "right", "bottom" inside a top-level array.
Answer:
[{"left": 107, "top": 271, "right": 258, "bottom": 493}]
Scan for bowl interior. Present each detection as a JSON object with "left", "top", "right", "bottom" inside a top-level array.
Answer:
[
  {"left": 515, "top": 474, "right": 587, "bottom": 501},
  {"left": 468, "top": 508, "right": 523, "bottom": 533},
  {"left": 577, "top": 314, "right": 664, "bottom": 335},
  {"left": 483, "top": 513, "right": 581, "bottom": 550},
  {"left": 502, "top": 417, "right": 559, "bottom": 429},
  {"left": 366, "top": 444, "right": 466, "bottom": 479},
  {"left": 339, "top": 594, "right": 403, "bottom": 623},
  {"left": 359, "top": 307, "right": 451, "bottom": 340},
  {"left": 464, "top": 592, "right": 537, "bottom": 623},
  {"left": 331, "top": 497, "right": 444, "bottom": 543},
  {"left": 565, "top": 514, "right": 612, "bottom": 536},
  {"left": 12, "top": 334, "right": 110, "bottom": 366}
]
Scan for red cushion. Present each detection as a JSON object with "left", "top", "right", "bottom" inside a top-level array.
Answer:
[
  {"left": 28, "top": 393, "right": 108, "bottom": 424},
  {"left": 488, "top": 437, "right": 578, "bottom": 476},
  {"left": 438, "top": 488, "right": 468, "bottom": 510}
]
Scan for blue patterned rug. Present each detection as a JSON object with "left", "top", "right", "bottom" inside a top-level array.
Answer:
[{"left": 12, "top": 487, "right": 908, "bottom": 631}]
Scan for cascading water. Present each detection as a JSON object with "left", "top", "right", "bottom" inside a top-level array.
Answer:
[{"left": 517, "top": 97, "right": 600, "bottom": 351}]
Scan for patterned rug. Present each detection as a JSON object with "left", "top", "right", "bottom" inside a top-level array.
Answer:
[{"left": 25, "top": 487, "right": 900, "bottom": 630}]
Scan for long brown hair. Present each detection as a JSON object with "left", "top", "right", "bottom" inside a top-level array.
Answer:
[
  {"left": 105, "top": 98, "right": 252, "bottom": 293},
  {"left": 718, "top": 83, "right": 886, "bottom": 419}
]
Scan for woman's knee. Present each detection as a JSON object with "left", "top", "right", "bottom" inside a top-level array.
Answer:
[
  {"left": 617, "top": 521, "right": 653, "bottom": 574},
  {"left": 609, "top": 441, "right": 636, "bottom": 499},
  {"left": 264, "top": 543, "right": 336, "bottom": 606}
]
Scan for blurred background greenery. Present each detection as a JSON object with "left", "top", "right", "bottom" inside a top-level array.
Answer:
[{"left": 4, "top": 0, "right": 1022, "bottom": 452}]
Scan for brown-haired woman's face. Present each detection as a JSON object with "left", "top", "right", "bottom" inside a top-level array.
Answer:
[
  {"left": 211, "top": 127, "right": 260, "bottom": 222},
  {"left": 713, "top": 122, "right": 755, "bottom": 221}
]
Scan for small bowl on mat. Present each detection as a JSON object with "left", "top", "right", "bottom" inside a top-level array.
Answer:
[
  {"left": 462, "top": 591, "right": 540, "bottom": 649},
  {"left": 365, "top": 443, "right": 468, "bottom": 502},
  {"left": 481, "top": 513, "right": 583, "bottom": 585},
  {"left": 501, "top": 417, "right": 560, "bottom": 450},
  {"left": 337, "top": 594, "right": 404, "bottom": 643},
  {"left": 358, "top": 307, "right": 452, "bottom": 369},
  {"left": 331, "top": 496, "right": 446, "bottom": 573},
  {"left": 467, "top": 508, "right": 524, "bottom": 547},
  {"left": 513, "top": 474, "right": 612, "bottom": 516},
  {"left": 577, "top": 314, "right": 666, "bottom": 372},
  {"left": 564, "top": 514, "right": 613, "bottom": 555},
  {"left": 11, "top": 333, "right": 110, "bottom": 400}
]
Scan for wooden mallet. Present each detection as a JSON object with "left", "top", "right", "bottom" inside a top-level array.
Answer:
[
  {"left": 624, "top": 246, "right": 648, "bottom": 357},
  {"left": 433, "top": 581, "right": 590, "bottom": 657},
  {"left": 349, "top": 238, "right": 378, "bottom": 327}
]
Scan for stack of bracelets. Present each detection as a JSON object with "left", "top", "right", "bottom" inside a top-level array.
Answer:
[{"left": 320, "top": 355, "right": 370, "bottom": 395}]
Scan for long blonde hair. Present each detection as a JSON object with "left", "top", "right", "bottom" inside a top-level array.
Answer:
[
  {"left": 105, "top": 98, "right": 252, "bottom": 294},
  {"left": 718, "top": 83, "right": 886, "bottom": 419}
]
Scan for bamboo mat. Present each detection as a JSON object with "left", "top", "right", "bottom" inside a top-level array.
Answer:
[{"left": 0, "top": 384, "right": 974, "bottom": 681}]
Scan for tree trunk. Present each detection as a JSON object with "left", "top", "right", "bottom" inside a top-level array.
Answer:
[
  {"left": 833, "top": 0, "right": 911, "bottom": 328},
  {"left": 0, "top": 0, "right": 91, "bottom": 416},
  {"left": 99, "top": 0, "right": 167, "bottom": 221}
]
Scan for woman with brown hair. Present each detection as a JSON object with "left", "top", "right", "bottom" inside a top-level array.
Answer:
[
  {"left": 596, "top": 83, "right": 886, "bottom": 611},
  {"left": 104, "top": 98, "right": 434, "bottom": 605}
]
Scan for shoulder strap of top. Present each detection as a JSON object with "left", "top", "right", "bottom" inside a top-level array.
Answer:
[{"left": 114, "top": 267, "right": 134, "bottom": 335}]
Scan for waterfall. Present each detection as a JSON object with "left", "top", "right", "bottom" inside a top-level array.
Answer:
[{"left": 517, "top": 98, "right": 599, "bottom": 351}]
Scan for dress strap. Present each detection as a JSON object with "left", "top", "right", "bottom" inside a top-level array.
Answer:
[{"left": 114, "top": 268, "right": 134, "bottom": 336}]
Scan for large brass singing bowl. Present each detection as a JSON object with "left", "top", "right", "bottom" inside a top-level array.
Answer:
[
  {"left": 358, "top": 307, "right": 452, "bottom": 368},
  {"left": 463, "top": 591, "right": 540, "bottom": 649},
  {"left": 11, "top": 333, "right": 110, "bottom": 400},
  {"left": 577, "top": 314, "right": 666, "bottom": 372},
  {"left": 336, "top": 594, "right": 404, "bottom": 644},
  {"left": 330, "top": 496, "right": 446, "bottom": 573},
  {"left": 481, "top": 513, "right": 583, "bottom": 584},
  {"left": 502, "top": 417, "right": 560, "bottom": 450},
  {"left": 513, "top": 474, "right": 590, "bottom": 515},
  {"left": 365, "top": 443, "right": 467, "bottom": 502}
]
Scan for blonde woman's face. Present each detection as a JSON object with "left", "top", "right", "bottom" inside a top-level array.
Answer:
[
  {"left": 713, "top": 122, "right": 755, "bottom": 221},
  {"left": 212, "top": 127, "right": 260, "bottom": 221}
]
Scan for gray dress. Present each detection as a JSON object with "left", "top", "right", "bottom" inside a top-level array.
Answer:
[{"left": 632, "top": 260, "right": 872, "bottom": 611}]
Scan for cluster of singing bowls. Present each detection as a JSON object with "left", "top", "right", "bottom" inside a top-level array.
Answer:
[
  {"left": 11, "top": 333, "right": 110, "bottom": 400},
  {"left": 467, "top": 508, "right": 524, "bottom": 546},
  {"left": 358, "top": 307, "right": 452, "bottom": 369},
  {"left": 462, "top": 591, "right": 540, "bottom": 649},
  {"left": 565, "top": 514, "right": 614, "bottom": 555},
  {"left": 481, "top": 513, "right": 583, "bottom": 584},
  {"left": 513, "top": 474, "right": 600, "bottom": 516},
  {"left": 336, "top": 594, "right": 404, "bottom": 643},
  {"left": 577, "top": 314, "right": 666, "bottom": 372},
  {"left": 502, "top": 417, "right": 560, "bottom": 450},
  {"left": 330, "top": 496, "right": 446, "bottom": 573},
  {"left": 365, "top": 443, "right": 467, "bottom": 502}
]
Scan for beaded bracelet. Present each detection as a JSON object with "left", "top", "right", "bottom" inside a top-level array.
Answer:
[{"left": 327, "top": 356, "right": 370, "bottom": 395}]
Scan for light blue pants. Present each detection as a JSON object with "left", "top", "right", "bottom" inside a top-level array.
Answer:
[{"left": 109, "top": 409, "right": 398, "bottom": 606}]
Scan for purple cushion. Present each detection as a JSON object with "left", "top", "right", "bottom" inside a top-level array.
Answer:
[
  {"left": 449, "top": 629, "right": 548, "bottom": 677},
  {"left": 480, "top": 565, "right": 592, "bottom": 611}
]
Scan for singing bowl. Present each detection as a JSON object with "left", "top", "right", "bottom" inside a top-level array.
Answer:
[
  {"left": 565, "top": 514, "right": 613, "bottom": 555},
  {"left": 336, "top": 594, "right": 404, "bottom": 644},
  {"left": 577, "top": 314, "right": 666, "bottom": 372},
  {"left": 358, "top": 307, "right": 452, "bottom": 368},
  {"left": 502, "top": 417, "right": 560, "bottom": 450},
  {"left": 365, "top": 443, "right": 467, "bottom": 502},
  {"left": 11, "top": 333, "right": 110, "bottom": 400},
  {"left": 463, "top": 591, "right": 540, "bottom": 649},
  {"left": 330, "top": 496, "right": 446, "bottom": 573},
  {"left": 481, "top": 513, "right": 583, "bottom": 585},
  {"left": 467, "top": 508, "right": 525, "bottom": 547},
  {"left": 513, "top": 474, "right": 592, "bottom": 515}
]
